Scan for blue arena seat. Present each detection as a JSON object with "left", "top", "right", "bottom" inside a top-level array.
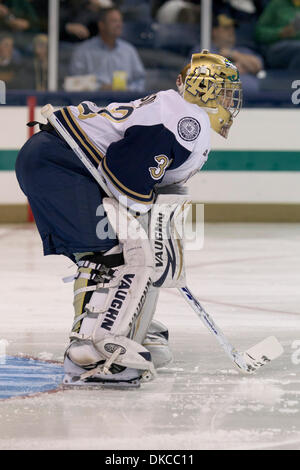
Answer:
[
  {"left": 152, "top": 23, "right": 200, "bottom": 56},
  {"left": 145, "top": 68, "right": 178, "bottom": 92},
  {"left": 121, "top": 22, "right": 155, "bottom": 48},
  {"left": 236, "top": 20, "right": 257, "bottom": 50}
]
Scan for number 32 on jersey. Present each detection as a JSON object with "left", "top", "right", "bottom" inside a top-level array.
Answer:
[{"left": 149, "top": 155, "right": 171, "bottom": 180}]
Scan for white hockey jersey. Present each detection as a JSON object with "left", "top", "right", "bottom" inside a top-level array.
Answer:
[{"left": 54, "top": 90, "right": 211, "bottom": 212}]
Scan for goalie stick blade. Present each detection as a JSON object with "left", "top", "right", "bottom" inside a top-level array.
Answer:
[
  {"left": 179, "top": 287, "right": 284, "bottom": 375},
  {"left": 238, "top": 336, "right": 284, "bottom": 374}
]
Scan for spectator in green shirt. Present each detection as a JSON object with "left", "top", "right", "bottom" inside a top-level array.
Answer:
[
  {"left": 0, "top": 0, "right": 39, "bottom": 32},
  {"left": 256, "top": 0, "right": 300, "bottom": 70}
]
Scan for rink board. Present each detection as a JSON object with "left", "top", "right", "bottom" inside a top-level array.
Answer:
[
  {"left": 0, "top": 356, "right": 64, "bottom": 399},
  {"left": 0, "top": 108, "right": 299, "bottom": 222}
]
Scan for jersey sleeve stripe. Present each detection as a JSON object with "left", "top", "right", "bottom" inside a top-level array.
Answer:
[
  {"left": 61, "top": 108, "right": 102, "bottom": 164},
  {"left": 100, "top": 157, "right": 154, "bottom": 204},
  {"left": 54, "top": 109, "right": 102, "bottom": 167},
  {"left": 65, "top": 107, "right": 105, "bottom": 161},
  {"left": 102, "top": 156, "right": 154, "bottom": 199}
]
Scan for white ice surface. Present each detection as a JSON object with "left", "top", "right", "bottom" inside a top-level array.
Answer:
[{"left": 0, "top": 223, "right": 300, "bottom": 450}]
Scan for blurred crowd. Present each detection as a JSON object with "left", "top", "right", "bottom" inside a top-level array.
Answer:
[{"left": 0, "top": 0, "right": 300, "bottom": 93}]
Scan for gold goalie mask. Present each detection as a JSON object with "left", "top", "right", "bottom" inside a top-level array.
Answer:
[{"left": 178, "top": 50, "right": 242, "bottom": 138}]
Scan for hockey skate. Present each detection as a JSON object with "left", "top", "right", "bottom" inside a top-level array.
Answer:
[
  {"left": 63, "top": 355, "right": 149, "bottom": 389},
  {"left": 63, "top": 319, "right": 172, "bottom": 388}
]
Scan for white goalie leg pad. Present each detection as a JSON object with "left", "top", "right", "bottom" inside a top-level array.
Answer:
[
  {"left": 91, "top": 198, "right": 155, "bottom": 374},
  {"left": 143, "top": 320, "right": 173, "bottom": 368},
  {"left": 68, "top": 198, "right": 156, "bottom": 377},
  {"left": 150, "top": 193, "right": 191, "bottom": 288},
  {"left": 66, "top": 245, "right": 125, "bottom": 369},
  {"left": 93, "top": 198, "right": 154, "bottom": 336},
  {"left": 130, "top": 284, "right": 160, "bottom": 344},
  {"left": 66, "top": 287, "right": 109, "bottom": 368},
  {"left": 68, "top": 278, "right": 158, "bottom": 370}
]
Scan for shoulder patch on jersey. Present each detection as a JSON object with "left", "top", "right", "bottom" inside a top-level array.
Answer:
[{"left": 177, "top": 117, "right": 201, "bottom": 142}]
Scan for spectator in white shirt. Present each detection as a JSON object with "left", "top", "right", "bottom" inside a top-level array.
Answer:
[{"left": 69, "top": 7, "right": 145, "bottom": 91}]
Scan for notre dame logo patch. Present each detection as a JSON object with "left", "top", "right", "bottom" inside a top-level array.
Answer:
[{"left": 177, "top": 117, "right": 201, "bottom": 141}]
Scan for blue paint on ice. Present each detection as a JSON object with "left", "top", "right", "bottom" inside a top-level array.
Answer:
[{"left": 0, "top": 356, "right": 64, "bottom": 399}]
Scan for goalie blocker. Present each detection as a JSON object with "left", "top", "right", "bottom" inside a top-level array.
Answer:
[{"left": 150, "top": 192, "right": 190, "bottom": 289}]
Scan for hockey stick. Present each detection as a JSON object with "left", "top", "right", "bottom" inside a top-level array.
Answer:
[
  {"left": 41, "top": 104, "right": 284, "bottom": 374},
  {"left": 179, "top": 286, "right": 283, "bottom": 373}
]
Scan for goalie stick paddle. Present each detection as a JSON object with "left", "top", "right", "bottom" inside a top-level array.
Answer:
[
  {"left": 41, "top": 104, "right": 284, "bottom": 374},
  {"left": 180, "top": 287, "right": 284, "bottom": 374}
]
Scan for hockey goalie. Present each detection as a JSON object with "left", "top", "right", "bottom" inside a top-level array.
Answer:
[{"left": 15, "top": 51, "right": 242, "bottom": 387}]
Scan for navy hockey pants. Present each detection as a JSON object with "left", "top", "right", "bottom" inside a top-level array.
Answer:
[{"left": 15, "top": 130, "right": 118, "bottom": 260}]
